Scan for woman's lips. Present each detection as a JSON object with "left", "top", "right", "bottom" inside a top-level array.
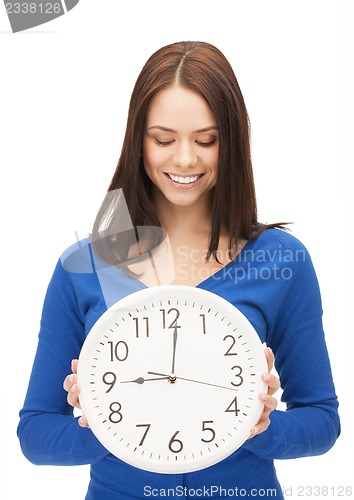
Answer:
[{"left": 165, "top": 173, "right": 204, "bottom": 185}]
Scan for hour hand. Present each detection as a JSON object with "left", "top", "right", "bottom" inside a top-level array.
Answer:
[{"left": 120, "top": 376, "right": 169, "bottom": 385}]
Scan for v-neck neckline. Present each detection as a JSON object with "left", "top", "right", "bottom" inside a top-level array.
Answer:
[
  {"left": 195, "top": 238, "right": 254, "bottom": 288},
  {"left": 122, "top": 238, "right": 255, "bottom": 290}
]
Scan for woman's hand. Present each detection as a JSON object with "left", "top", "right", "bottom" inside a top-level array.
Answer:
[
  {"left": 248, "top": 347, "right": 280, "bottom": 439},
  {"left": 63, "top": 359, "right": 90, "bottom": 428}
]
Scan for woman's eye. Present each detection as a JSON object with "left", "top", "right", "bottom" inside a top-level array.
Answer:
[
  {"left": 196, "top": 139, "right": 217, "bottom": 147},
  {"left": 155, "top": 139, "right": 174, "bottom": 147}
]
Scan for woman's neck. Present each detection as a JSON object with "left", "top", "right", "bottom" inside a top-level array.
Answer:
[{"left": 152, "top": 191, "right": 213, "bottom": 238}]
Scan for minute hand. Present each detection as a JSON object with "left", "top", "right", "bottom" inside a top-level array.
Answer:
[
  {"left": 147, "top": 371, "right": 238, "bottom": 391},
  {"left": 171, "top": 325, "right": 178, "bottom": 375}
]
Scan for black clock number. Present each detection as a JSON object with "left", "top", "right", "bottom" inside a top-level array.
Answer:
[
  {"left": 231, "top": 365, "right": 244, "bottom": 387},
  {"left": 223, "top": 335, "right": 237, "bottom": 356},
  {"left": 201, "top": 420, "right": 216, "bottom": 443},
  {"left": 108, "top": 402, "right": 123, "bottom": 423},
  {"left": 160, "top": 308, "right": 180, "bottom": 330},
  {"left": 136, "top": 423, "right": 151, "bottom": 446},
  {"left": 200, "top": 313, "right": 206, "bottom": 335},
  {"left": 102, "top": 371, "right": 117, "bottom": 393},
  {"left": 133, "top": 317, "right": 149, "bottom": 337},
  {"left": 168, "top": 431, "right": 183, "bottom": 453},
  {"left": 108, "top": 341, "right": 129, "bottom": 362},
  {"left": 225, "top": 397, "right": 240, "bottom": 416}
]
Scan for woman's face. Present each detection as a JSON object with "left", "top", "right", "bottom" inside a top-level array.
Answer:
[{"left": 143, "top": 85, "right": 219, "bottom": 210}]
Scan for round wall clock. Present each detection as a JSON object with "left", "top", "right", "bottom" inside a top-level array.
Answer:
[{"left": 78, "top": 285, "right": 267, "bottom": 473}]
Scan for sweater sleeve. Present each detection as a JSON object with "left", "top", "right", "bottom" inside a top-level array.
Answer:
[
  {"left": 243, "top": 241, "right": 340, "bottom": 459},
  {"left": 17, "top": 260, "right": 110, "bottom": 465}
]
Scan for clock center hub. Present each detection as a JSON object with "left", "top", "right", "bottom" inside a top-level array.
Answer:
[{"left": 168, "top": 373, "right": 177, "bottom": 384}]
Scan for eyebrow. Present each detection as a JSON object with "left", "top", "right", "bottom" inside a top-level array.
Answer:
[{"left": 147, "top": 125, "right": 218, "bottom": 133}]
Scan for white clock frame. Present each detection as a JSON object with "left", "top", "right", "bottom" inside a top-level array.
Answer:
[{"left": 78, "top": 285, "right": 267, "bottom": 473}]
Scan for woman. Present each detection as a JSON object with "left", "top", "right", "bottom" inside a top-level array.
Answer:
[{"left": 18, "top": 41, "right": 340, "bottom": 499}]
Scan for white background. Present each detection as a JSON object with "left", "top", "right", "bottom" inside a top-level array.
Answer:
[{"left": 0, "top": 1, "right": 353, "bottom": 498}]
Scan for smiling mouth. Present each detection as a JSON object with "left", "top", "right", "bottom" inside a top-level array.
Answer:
[{"left": 165, "top": 173, "right": 204, "bottom": 185}]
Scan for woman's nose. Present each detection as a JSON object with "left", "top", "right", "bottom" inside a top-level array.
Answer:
[{"left": 172, "top": 141, "right": 197, "bottom": 168}]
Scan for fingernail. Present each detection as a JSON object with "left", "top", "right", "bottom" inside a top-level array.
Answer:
[
  {"left": 71, "top": 383, "right": 77, "bottom": 393},
  {"left": 261, "top": 393, "right": 268, "bottom": 401},
  {"left": 267, "top": 347, "right": 273, "bottom": 354},
  {"left": 252, "top": 426, "right": 259, "bottom": 434},
  {"left": 79, "top": 416, "right": 84, "bottom": 425},
  {"left": 69, "top": 374, "right": 74, "bottom": 383},
  {"left": 263, "top": 373, "right": 270, "bottom": 382}
]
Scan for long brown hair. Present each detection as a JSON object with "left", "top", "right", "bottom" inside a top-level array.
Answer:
[{"left": 92, "top": 41, "right": 287, "bottom": 265}]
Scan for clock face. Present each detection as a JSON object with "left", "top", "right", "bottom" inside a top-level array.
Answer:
[{"left": 78, "top": 285, "right": 267, "bottom": 473}]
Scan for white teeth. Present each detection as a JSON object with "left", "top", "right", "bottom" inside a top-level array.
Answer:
[{"left": 168, "top": 174, "right": 200, "bottom": 184}]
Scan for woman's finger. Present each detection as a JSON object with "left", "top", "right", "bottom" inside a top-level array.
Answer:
[
  {"left": 63, "top": 359, "right": 88, "bottom": 425},
  {"left": 249, "top": 411, "right": 272, "bottom": 437},
  {"left": 263, "top": 347, "right": 280, "bottom": 397},
  {"left": 67, "top": 382, "right": 81, "bottom": 409},
  {"left": 63, "top": 373, "right": 77, "bottom": 392},
  {"left": 262, "top": 372, "right": 280, "bottom": 396},
  {"left": 78, "top": 415, "right": 90, "bottom": 428},
  {"left": 264, "top": 346, "right": 274, "bottom": 373},
  {"left": 71, "top": 359, "right": 79, "bottom": 375},
  {"left": 248, "top": 394, "right": 277, "bottom": 438},
  {"left": 259, "top": 392, "right": 278, "bottom": 412}
]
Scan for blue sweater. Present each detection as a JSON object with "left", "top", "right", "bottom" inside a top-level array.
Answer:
[{"left": 17, "top": 229, "right": 340, "bottom": 499}]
